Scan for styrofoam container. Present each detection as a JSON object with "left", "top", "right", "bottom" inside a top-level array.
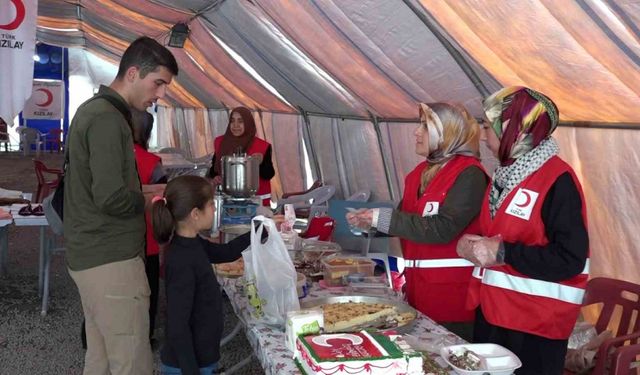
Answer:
[{"left": 440, "top": 344, "right": 522, "bottom": 375}]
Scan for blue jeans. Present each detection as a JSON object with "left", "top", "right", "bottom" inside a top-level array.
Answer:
[{"left": 160, "top": 362, "right": 218, "bottom": 375}]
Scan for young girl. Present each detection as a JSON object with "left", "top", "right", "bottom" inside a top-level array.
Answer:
[{"left": 152, "top": 175, "right": 251, "bottom": 375}]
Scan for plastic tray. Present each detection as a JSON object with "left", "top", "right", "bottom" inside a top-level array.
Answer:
[{"left": 440, "top": 343, "right": 522, "bottom": 375}]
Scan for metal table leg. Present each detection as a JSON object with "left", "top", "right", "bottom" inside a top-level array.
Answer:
[
  {"left": 220, "top": 321, "right": 243, "bottom": 347},
  {"left": 38, "top": 226, "right": 45, "bottom": 296},
  {"left": 41, "top": 230, "right": 51, "bottom": 316},
  {"left": 0, "top": 226, "right": 8, "bottom": 276},
  {"left": 221, "top": 354, "right": 254, "bottom": 375},
  {"left": 38, "top": 226, "right": 45, "bottom": 294}
]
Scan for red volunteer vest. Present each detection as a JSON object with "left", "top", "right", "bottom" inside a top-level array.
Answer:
[
  {"left": 474, "top": 156, "right": 589, "bottom": 339},
  {"left": 214, "top": 135, "right": 271, "bottom": 205},
  {"left": 400, "top": 156, "right": 485, "bottom": 322},
  {"left": 134, "top": 144, "right": 161, "bottom": 256}
]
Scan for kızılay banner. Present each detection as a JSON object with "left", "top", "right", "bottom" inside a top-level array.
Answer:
[
  {"left": 23, "top": 80, "right": 65, "bottom": 120},
  {"left": 0, "top": 0, "right": 38, "bottom": 123}
]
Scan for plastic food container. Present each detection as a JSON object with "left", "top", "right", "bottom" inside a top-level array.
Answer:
[
  {"left": 321, "top": 255, "right": 375, "bottom": 286},
  {"left": 440, "top": 344, "right": 522, "bottom": 375},
  {"left": 346, "top": 275, "right": 395, "bottom": 297},
  {"left": 290, "top": 240, "right": 342, "bottom": 281}
]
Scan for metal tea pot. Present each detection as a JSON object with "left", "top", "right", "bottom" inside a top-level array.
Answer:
[{"left": 221, "top": 152, "right": 260, "bottom": 198}]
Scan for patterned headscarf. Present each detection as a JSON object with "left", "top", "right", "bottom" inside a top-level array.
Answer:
[
  {"left": 419, "top": 102, "right": 479, "bottom": 165},
  {"left": 213, "top": 106, "right": 257, "bottom": 176},
  {"left": 483, "top": 87, "right": 561, "bottom": 217},
  {"left": 483, "top": 86, "right": 559, "bottom": 166},
  {"left": 417, "top": 102, "right": 479, "bottom": 194}
]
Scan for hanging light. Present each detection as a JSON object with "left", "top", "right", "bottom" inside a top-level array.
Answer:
[{"left": 168, "top": 23, "right": 190, "bottom": 48}]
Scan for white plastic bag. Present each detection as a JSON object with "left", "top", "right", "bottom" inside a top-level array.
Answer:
[{"left": 244, "top": 215, "right": 299, "bottom": 326}]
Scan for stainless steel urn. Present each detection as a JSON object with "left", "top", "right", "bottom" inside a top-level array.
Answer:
[{"left": 221, "top": 153, "right": 260, "bottom": 198}]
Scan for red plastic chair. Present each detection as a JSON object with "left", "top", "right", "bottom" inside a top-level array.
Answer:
[
  {"left": 300, "top": 216, "right": 335, "bottom": 241},
  {"left": 33, "top": 160, "right": 63, "bottom": 203},
  {"left": 584, "top": 277, "right": 640, "bottom": 375},
  {"left": 45, "top": 128, "right": 63, "bottom": 153}
]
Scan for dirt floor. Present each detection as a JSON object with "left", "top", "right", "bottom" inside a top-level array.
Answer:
[{"left": 0, "top": 151, "right": 263, "bottom": 374}]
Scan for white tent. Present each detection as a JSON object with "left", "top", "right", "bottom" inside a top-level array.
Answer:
[{"left": 36, "top": 0, "right": 640, "bottom": 286}]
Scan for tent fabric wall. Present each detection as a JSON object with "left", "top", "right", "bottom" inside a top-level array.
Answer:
[
  {"left": 34, "top": 0, "right": 640, "bottom": 288},
  {"left": 555, "top": 128, "right": 640, "bottom": 282}
]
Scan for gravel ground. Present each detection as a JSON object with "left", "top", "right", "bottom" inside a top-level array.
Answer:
[{"left": 0, "top": 151, "right": 264, "bottom": 374}]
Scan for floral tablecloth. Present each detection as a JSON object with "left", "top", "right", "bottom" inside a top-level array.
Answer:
[{"left": 219, "top": 276, "right": 464, "bottom": 374}]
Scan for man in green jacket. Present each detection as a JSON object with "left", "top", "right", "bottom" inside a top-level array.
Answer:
[{"left": 64, "top": 36, "right": 177, "bottom": 375}]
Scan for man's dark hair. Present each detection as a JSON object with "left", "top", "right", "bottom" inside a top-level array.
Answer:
[{"left": 116, "top": 36, "right": 179, "bottom": 79}]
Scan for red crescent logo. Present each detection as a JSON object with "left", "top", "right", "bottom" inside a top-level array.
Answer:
[
  {"left": 35, "top": 88, "right": 53, "bottom": 107},
  {"left": 311, "top": 333, "right": 363, "bottom": 348},
  {"left": 0, "top": 0, "right": 26, "bottom": 31},
  {"left": 426, "top": 203, "right": 434, "bottom": 213},
  {"left": 515, "top": 191, "right": 532, "bottom": 208}
]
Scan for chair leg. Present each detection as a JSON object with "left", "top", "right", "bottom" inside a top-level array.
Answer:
[{"left": 35, "top": 186, "right": 42, "bottom": 204}]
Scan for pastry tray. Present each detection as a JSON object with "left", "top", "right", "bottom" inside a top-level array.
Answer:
[{"left": 300, "top": 295, "right": 417, "bottom": 334}]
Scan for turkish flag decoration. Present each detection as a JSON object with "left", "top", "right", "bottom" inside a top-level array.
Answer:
[
  {"left": 23, "top": 80, "right": 64, "bottom": 120},
  {"left": 0, "top": 0, "right": 38, "bottom": 122}
]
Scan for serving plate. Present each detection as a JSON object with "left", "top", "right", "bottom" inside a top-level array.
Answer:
[
  {"left": 440, "top": 344, "right": 522, "bottom": 375},
  {"left": 300, "top": 295, "right": 417, "bottom": 333}
]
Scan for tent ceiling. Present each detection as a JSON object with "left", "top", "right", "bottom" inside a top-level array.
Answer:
[{"left": 35, "top": 0, "right": 640, "bottom": 124}]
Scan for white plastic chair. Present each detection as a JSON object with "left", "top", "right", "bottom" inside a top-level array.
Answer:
[
  {"left": 277, "top": 185, "right": 336, "bottom": 211},
  {"left": 347, "top": 189, "right": 370, "bottom": 202},
  {"left": 158, "top": 147, "right": 187, "bottom": 157},
  {"left": 18, "top": 127, "right": 45, "bottom": 156}
]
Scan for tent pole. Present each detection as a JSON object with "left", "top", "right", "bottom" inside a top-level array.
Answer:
[
  {"left": 402, "top": 0, "right": 490, "bottom": 98},
  {"left": 297, "top": 106, "right": 322, "bottom": 184},
  {"left": 369, "top": 111, "right": 397, "bottom": 201},
  {"left": 558, "top": 122, "right": 640, "bottom": 130}
]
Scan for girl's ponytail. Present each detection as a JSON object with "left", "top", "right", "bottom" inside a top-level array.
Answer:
[
  {"left": 151, "top": 176, "right": 214, "bottom": 244},
  {"left": 152, "top": 198, "right": 174, "bottom": 244}
]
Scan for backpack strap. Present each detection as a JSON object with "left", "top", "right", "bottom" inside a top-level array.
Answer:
[{"left": 62, "top": 93, "right": 133, "bottom": 171}]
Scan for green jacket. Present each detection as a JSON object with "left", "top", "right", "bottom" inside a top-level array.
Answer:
[{"left": 64, "top": 85, "right": 145, "bottom": 271}]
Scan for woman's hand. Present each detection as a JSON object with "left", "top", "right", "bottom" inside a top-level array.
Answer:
[
  {"left": 212, "top": 175, "right": 223, "bottom": 185},
  {"left": 456, "top": 234, "right": 504, "bottom": 267},
  {"left": 346, "top": 208, "right": 373, "bottom": 230}
]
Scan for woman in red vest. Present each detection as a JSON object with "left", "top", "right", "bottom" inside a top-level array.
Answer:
[
  {"left": 347, "top": 102, "right": 488, "bottom": 339},
  {"left": 207, "top": 106, "right": 275, "bottom": 206},
  {"left": 132, "top": 110, "right": 167, "bottom": 344},
  {"left": 457, "top": 87, "right": 589, "bottom": 375}
]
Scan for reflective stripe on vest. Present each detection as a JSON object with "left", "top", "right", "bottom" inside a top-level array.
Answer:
[
  {"left": 471, "top": 259, "right": 587, "bottom": 281},
  {"left": 482, "top": 269, "right": 586, "bottom": 305},
  {"left": 471, "top": 266, "right": 483, "bottom": 279},
  {"left": 404, "top": 258, "right": 474, "bottom": 268},
  {"left": 582, "top": 259, "right": 590, "bottom": 274}
]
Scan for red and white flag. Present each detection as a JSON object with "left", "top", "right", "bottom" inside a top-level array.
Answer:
[
  {"left": 23, "top": 80, "right": 64, "bottom": 119},
  {"left": 0, "top": 0, "right": 38, "bottom": 122}
]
